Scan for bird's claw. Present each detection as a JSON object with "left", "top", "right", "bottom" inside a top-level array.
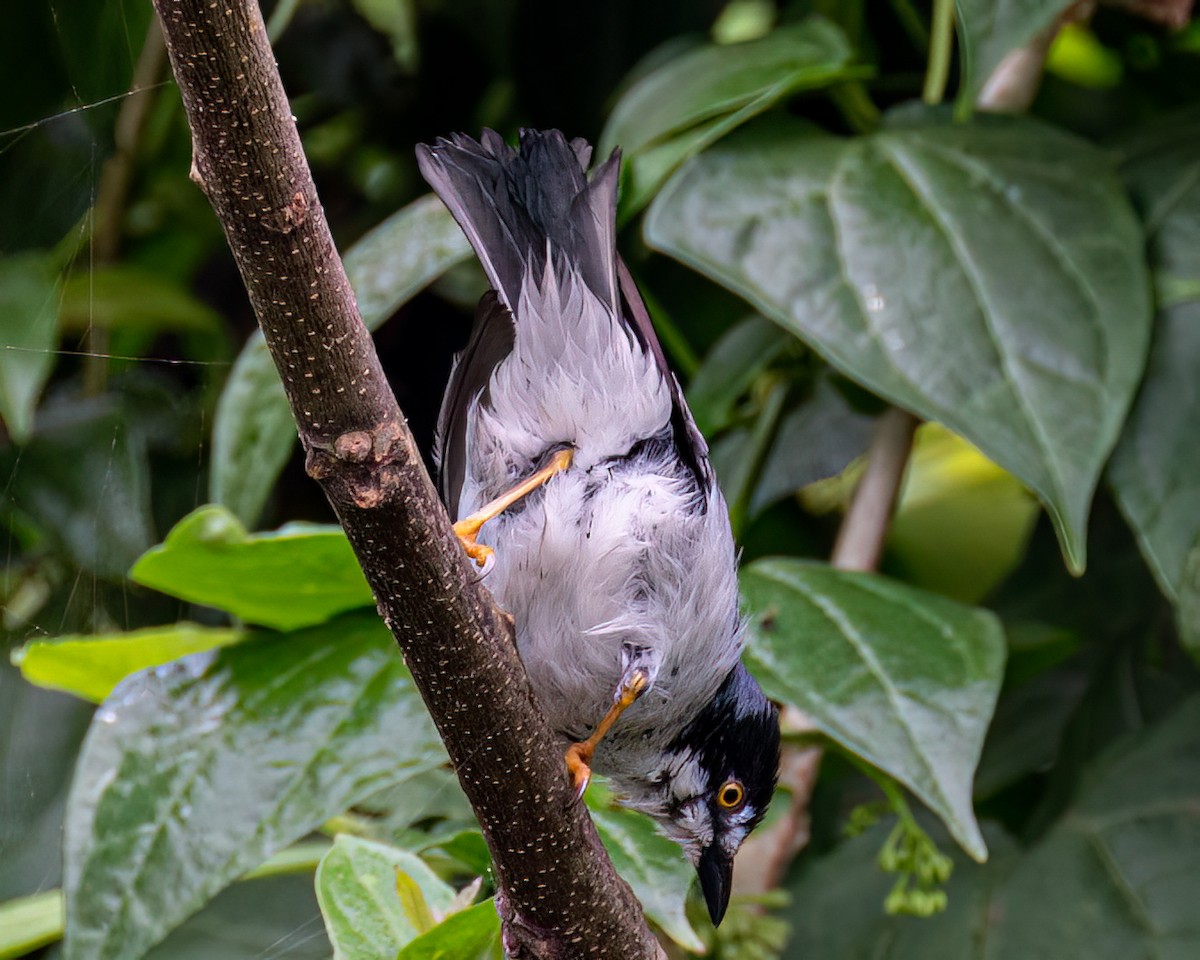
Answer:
[
  {"left": 454, "top": 525, "right": 495, "bottom": 576},
  {"left": 564, "top": 742, "right": 594, "bottom": 804}
]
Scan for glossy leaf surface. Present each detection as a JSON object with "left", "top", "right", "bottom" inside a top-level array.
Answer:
[
  {"left": 1109, "top": 113, "right": 1200, "bottom": 600},
  {"left": 955, "top": 0, "right": 1067, "bottom": 107},
  {"left": 600, "top": 19, "right": 856, "bottom": 217},
  {"left": 130, "top": 505, "right": 371, "bottom": 630},
  {"left": 741, "top": 559, "right": 1006, "bottom": 860},
  {"left": 648, "top": 111, "right": 1150, "bottom": 571},
  {"left": 63, "top": 613, "right": 444, "bottom": 960}
]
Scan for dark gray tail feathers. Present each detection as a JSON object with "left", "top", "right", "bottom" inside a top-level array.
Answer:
[{"left": 416, "top": 129, "right": 620, "bottom": 313}]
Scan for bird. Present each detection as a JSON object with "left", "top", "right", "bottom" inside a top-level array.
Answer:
[{"left": 416, "top": 128, "right": 780, "bottom": 927}]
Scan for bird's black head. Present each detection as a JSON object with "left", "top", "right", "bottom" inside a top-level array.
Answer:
[{"left": 662, "top": 662, "right": 780, "bottom": 926}]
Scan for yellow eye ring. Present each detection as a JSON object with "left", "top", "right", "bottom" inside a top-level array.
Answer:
[{"left": 717, "top": 780, "right": 745, "bottom": 810}]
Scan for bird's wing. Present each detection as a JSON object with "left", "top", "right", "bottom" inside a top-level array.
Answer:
[
  {"left": 433, "top": 290, "right": 515, "bottom": 518},
  {"left": 616, "top": 257, "right": 713, "bottom": 494}
]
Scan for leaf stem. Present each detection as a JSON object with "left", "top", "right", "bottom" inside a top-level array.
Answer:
[
  {"left": 831, "top": 407, "right": 919, "bottom": 573},
  {"left": 922, "top": 0, "right": 956, "bottom": 104},
  {"left": 84, "top": 17, "right": 168, "bottom": 396}
]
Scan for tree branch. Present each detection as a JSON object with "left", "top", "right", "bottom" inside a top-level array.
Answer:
[{"left": 150, "top": 1, "right": 662, "bottom": 956}]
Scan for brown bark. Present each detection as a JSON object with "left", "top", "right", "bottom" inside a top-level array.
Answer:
[{"left": 150, "top": 1, "right": 662, "bottom": 956}]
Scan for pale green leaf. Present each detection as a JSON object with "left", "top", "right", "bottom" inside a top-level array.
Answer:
[
  {"left": 11, "top": 624, "right": 245, "bottom": 703},
  {"left": 316, "top": 836, "right": 455, "bottom": 959},
  {"left": 394, "top": 900, "right": 500, "bottom": 959},
  {"left": 130, "top": 504, "right": 372, "bottom": 631}
]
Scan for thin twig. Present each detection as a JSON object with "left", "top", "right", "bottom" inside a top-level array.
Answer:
[
  {"left": 922, "top": 0, "right": 957, "bottom": 104},
  {"left": 84, "top": 18, "right": 168, "bottom": 395},
  {"left": 831, "top": 407, "right": 920, "bottom": 573}
]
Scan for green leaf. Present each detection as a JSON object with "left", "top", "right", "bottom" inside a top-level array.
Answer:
[
  {"left": 210, "top": 194, "right": 472, "bottom": 526},
  {"left": 130, "top": 504, "right": 372, "bottom": 630},
  {"left": 588, "top": 797, "right": 705, "bottom": 952},
  {"left": 12, "top": 624, "right": 245, "bottom": 703},
  {"left": 741, "top": 558, "right": 1006, "bottom": 860},
  {"left": 600, "top": 18, "right": 857, "bottom": 218},
  {"left": 749, "top": 376, "right": 876, "bottom": 514},
  {"left": 0, "top": 890, "right": 62, "bottom": 960},
  {"left": 350, "top": 0, "right": 419, "bottom": 71},
  {"left": 0, "top": 251, "right": 61, "bottom": 443},
  {"left": 988, "top": 694, "right": 1200, "bottom": 958},
  {"left": 686, "top": 315, "right": 790, "bottom": 435},
  {"left": 784, "top": 820, "right": 1019, "bottom": 959},
  {"left": 316, "top": 836, "right": 456, "bottom": 958},
  {"left": 58, "top": 266, "right": 223, "bottom": 334},
  {"left": 1108, "top": 112, "right": 1200, "bottom": 601},
  {"left": 1178, "top": 542, "right": 1200, "bottom": 662},
  {"left": 63, "top": 612, "right": 446, "bottom": 960},
  {"left": 394, "top": 899, "right": 500, "bottom": 960},
  {"left": 954, "top": 0, "right": 1068, "bottom": 109},
  {"left": 647, "top": 111, "right": 1151, "bottom": 572},
  {"left": 0, "top": 394, "right": 157, "bottom": 577}
]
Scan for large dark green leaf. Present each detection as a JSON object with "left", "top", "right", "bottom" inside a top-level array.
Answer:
[
  {"left": 62, "top": 612, "right": 445, "bottom": 960},
  {"left": 787, "top": 696, "right": 1200, "bottom": 957},
  {"left": 0, "top": 252, "right": 60, "bottom": 443},
  {"left": 987, "top": 694, "right": 1200, "bottom": 958},
  {"left": 783, "top": 821, "right": 1019, "bottom": 959},
  {"left": 648, "top": 111, "right": 1151, "bottom": 572},
  {"left": 1108, "top": 113, "right": 1200, "bottom": 601},
  {"left": 130, "top": 505, "right": 371, "bottom": 631},
  {"left": 210, "top": 195, "right": 472, "bottom": 526},
  {"left": 600, "top": 18, "right": 857, "bottom": 218},
  {"left": 0, "top": 393, "right": 156, "bottom": 578},
  {"left": 143, "top": 875, "right": 328, "bottom": 960},
  {"left": 955, "top": 0, "right": 1068, "bottom": 109},
  {"left": 741, "top": 559, "right": 1006, "bottom": 860},
  {"left": 1178, "top": 543, "right": 1200, "bottom": 661}
]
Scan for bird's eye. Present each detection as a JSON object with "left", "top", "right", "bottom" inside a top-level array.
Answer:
[{"left": 717, "top": 780, "right": 745, "bottom": 810}]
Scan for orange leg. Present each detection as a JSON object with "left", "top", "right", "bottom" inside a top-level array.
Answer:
[
  {"left": 565, "top": 668, "right": 650, "bottom": 801},
  {"left": 453, "top": 448, "right": 573, "bottom": 569}
]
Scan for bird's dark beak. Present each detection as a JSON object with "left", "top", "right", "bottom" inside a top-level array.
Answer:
[{"left": 697, "top": 845, "right": 733, "bottom": 926}]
